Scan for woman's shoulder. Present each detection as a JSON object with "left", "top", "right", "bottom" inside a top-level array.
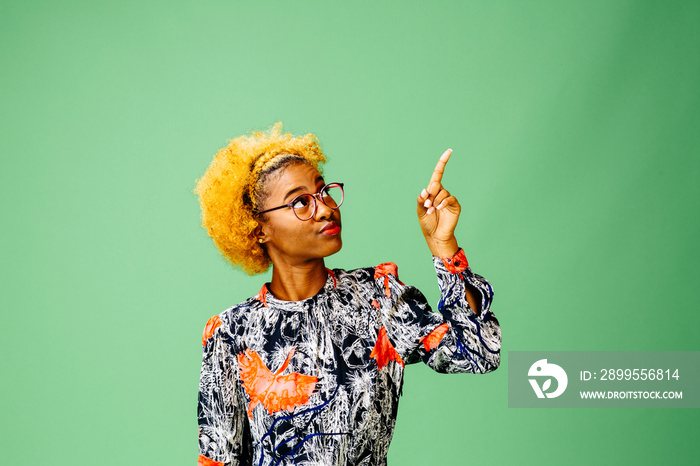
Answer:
[
  {"left": 200, "top": 292, "right": 266, "bottom": 347},
  {"left": 335, "top": 262, "right": 402, "bottom": 279},
  {"left": 330, "top": 262, "right": 404, "bottom": 293},
  {"left": 204, "top": 291, "right": 264, "bottom": 328}
]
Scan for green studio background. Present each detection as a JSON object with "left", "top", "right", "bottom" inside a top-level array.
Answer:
[{"left": 1, "top": 1, "right": 698, "bottom": 464}]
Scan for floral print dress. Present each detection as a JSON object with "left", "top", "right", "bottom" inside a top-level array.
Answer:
[{"left": 197, "top": 249, "right": 501, "bottom": 466}]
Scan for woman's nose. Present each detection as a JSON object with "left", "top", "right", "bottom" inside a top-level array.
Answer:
[{"left": 314, "top": 196, "right": 333, "bottom": 220}]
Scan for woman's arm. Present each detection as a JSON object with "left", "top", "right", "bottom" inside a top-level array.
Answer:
[
  {"left": 416, "top": 149, "right": 486, "bottom": 313},
  {"left": 198, "top": 315, "right": 252, "bottom": 465},
  {"left": 427, "top": 248, "right": 500, "bottom": 373},
  {"left": 374, "top": 256, "right": 500, "bottom": 375},
  {"left": 375, "top": 149, "right": 500, "bottom": 373}
]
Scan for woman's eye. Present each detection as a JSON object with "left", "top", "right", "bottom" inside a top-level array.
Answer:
[{"left": 292, "top": 197, "right": 310, "bottom": 209}]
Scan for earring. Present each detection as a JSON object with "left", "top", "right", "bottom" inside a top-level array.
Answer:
[{"left": 258, "top": 238, "right": 263, "bottom": 243}]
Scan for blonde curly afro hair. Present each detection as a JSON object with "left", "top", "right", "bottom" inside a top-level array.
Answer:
[{"left": 194, "top": 122, "right": 326, "bottom": 275}]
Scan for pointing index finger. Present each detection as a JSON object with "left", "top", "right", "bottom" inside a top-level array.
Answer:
[{"left": 429, "top": 149, "right": 453, "bottom": 185}]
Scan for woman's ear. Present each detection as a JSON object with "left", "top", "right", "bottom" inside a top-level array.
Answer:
[{"left": 254, "top": 223, "right": 268, "bottom": 245}]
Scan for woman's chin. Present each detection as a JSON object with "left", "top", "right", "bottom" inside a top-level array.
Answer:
[{"left": 324, "top": 237, "right": 343, "bottom": 257}]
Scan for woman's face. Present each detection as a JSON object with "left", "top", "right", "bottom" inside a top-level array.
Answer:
[{"left": 257, "top": 162, "right": 342, "bottom": 267}]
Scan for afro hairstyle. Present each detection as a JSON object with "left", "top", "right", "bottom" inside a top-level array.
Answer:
[{"left": 194, "top": 122, "right": 327, "bottom": 275}]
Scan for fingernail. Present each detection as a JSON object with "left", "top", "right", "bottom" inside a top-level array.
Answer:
[
  {"left": 436, "top": 201, "right": 445, "bottom": 210},
  {"left": 420, "top": 189, "right": 428, "bottom": 198},
  {"left": 423, "top": 199, "right": 431, "bottom": 208},
  {"left": 427, "top": 207, "right": 434, "bottom": 215}
]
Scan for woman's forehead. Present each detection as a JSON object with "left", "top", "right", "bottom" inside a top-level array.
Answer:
[{"left": 265, "top": 163, "right": 323, "bottom": 199}]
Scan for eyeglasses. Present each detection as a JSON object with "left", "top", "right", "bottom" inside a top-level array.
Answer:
[{"left": 257, "top": 182, "right": 344, "bottom": 221}]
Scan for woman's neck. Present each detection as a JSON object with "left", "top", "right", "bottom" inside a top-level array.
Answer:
[{"left": 268, "top": 259, "right": 328, "bottom": 302}]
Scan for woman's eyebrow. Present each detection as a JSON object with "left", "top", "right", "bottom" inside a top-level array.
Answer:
[
  {"left": 283, "top": 176, "right": 325, "bottom": 201},
  {"left": 283, "top": 186, "right": 306, "bottom": 201}
]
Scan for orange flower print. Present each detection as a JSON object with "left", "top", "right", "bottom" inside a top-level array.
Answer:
[
  {"left": 370, "top": 326, "right": 405, "bottom": 370},
  {"left": 202, "top": 316, "right": 222, "bottom": 347},
  {"left": 198, "top": 455, "right": 224, "bottom": 466},
  {"left": 237, "top": 348, "right": 318, "bottom": 419},
  {"left": 440, "top": 248, "right": 469, "bottom": 274},
  {"left": 419, "top": 323, "right": 449, "bottom": 351},
  {"left": 374, "top": 263, "right": 403, "bottom": 298},
  {"left": 256, "top": 284, "right": 269, "bottom": 307}
]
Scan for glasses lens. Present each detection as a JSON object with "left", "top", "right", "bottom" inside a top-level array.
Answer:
[
  {"left": 321, "top": 184, "right": 343, "bottom": 209},
  {"left": 291, "top": 194, "right": 315, "bottom": 220}
]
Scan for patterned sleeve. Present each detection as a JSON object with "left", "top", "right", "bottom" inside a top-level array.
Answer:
[
  {"left": 373, "top": 249, "right": 501, "bottom": 374},
  {"left": 197, "top": 315, "right": 252, "bottom": 466}
]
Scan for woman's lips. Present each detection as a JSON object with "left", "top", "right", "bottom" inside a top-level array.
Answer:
[{"left": 320, "top": 222, "right": 341, "bottom": 236}]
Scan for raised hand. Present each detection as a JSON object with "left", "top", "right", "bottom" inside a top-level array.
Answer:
[{"left": 416, "top": 149, "right": 460, "bottom": 258}]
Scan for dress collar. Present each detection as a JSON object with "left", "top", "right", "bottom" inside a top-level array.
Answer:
[{"left": 255, "top": 268, "right": 336, "bottom": 310}]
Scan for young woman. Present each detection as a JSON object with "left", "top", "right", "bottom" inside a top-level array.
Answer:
[{"left": 194, "top": 123, "right": 501, "bottom": 466}]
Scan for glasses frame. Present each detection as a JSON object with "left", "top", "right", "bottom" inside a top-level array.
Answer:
[{"left": 256, "top": 182, "right": 344, "bottom": 221}]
